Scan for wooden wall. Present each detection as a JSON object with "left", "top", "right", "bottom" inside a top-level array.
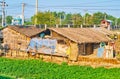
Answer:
[
  {"left": 78, "top": 43, "right": 94, "bottom": 55},
  {"left": 86, "top": 43, "right": 93, "bottom": 55},
  {"left": 78, "top": 44, "right": 84, "bottom": 55}
]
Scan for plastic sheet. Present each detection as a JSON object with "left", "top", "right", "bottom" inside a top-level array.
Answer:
[{"left": 28, "top": 38, "right": 57, "bottom": 54}]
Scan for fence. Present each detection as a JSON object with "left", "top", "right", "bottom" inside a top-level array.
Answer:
[{"left": 35, "top": 24, "right": 100, "bottom": 29}]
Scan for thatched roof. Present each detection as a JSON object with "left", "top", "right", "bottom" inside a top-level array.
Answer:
[
  {"left": 49, "top": 27, "right": 113, "bottom": 43},
  {"left": 6, "top": 25, "right": 42, "bottom": 37}
]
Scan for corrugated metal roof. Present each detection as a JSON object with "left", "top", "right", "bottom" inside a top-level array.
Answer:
[{"left": 49, "top": 27, "right": 113, "bottom": 43}]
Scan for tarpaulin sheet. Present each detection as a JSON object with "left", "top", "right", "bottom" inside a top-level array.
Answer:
[
  {"left": 97, "top": 47, "right": 104, "bottom": 57},
  {"left": 28, "top": 38, "right": 57, "bottom": 54}
]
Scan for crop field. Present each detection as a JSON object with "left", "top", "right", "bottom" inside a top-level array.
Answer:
[
  {"left": 0, "top": 74, "right": 13, "bottom": 79},
  {"left": 0, "top": 57, "right": 120, "bottom": 79}
]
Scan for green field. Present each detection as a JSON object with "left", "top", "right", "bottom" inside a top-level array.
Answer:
[
  {"left": 0, "top": 57, "right": 120, "bottom": 79},
  {"left": 0, "top": 74, "right": 13, "bottom": 79}
]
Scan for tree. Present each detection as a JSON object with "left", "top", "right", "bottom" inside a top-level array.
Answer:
[
  {"left": 63, "top": 13, "right": 72, "bottom": 24},
  {"left": 117, "top": 18, "right": 120, "bottom": 26},
  {"left": 84, "top": 13, "right": 93, "bottom": 25},
  {"left": 6, "top": 15, "right": 13, "bottom": 24},
  {"left": 72, "top": 13, "right": 83, "bottom": 27},
  {"left": 107, "top": 15, "right": 116, "bottom": 26},
  {"left": 24, "top": 18, "right": 32, "bottom": 25},
  {"left": 31, "top": 11, "right": 119, "bottom": 28},
  {"left": 32, "top": 11, "right": 55, "bottom": 26},
  {"left": 92, "top": 12, "right": 105, "bottom": 25},
  {"left": 56, "top": 11, "right": 65, "bottom": 25}
]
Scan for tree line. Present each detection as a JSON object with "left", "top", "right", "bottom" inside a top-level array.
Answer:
[
  {"left": 4, "top": 11, "right": 120, "bottom": 27},
  {"left": 32, "top": 11, "right": 120, "bottom": 27}
]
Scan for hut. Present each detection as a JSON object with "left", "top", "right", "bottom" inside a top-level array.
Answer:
[
  {"left": 43, "top": 27, "right": 113, "bottom": 61},
  {"left": 2, "top": 25, "right": 42, "bottom": 55},
  {"left": 101, "top": 19, "right": 112, "bottom": 30}
]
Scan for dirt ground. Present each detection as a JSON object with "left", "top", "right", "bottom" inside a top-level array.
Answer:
[{"left": 2, "top": 51, "right": 120, "bottom": 68}]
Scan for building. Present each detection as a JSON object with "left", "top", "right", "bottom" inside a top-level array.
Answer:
[
  {"left": 101, "top": 19, "right": 112, "bottom": 30},
  {"left": 12, "top": 15, "right": 22, "bottom": 25},
  {"left": 43, "top": 27, "right": 113, "bottom": 61},
  {"left": 2, "top": 25, "right": 42, "bottom": 51}
]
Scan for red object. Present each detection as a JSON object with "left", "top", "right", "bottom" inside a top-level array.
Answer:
[{"left": 101, "top": 20, "right": 111, "bottom": 28}]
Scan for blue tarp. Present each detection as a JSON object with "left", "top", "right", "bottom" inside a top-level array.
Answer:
[
  {"left": 97, "top": 47, "right": 104, "bottom": 57},
  {"left": 28, "top": 38, "right": 57, "bottom": 54}
]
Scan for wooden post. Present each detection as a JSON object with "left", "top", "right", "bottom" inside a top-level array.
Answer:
[
  {"left": 56, "top": 24, "right": 58, "bottom": 28},
  {"left": 81, "top": 24, "right": 83, "bottom": 28},
  {"left": 45, "top": 24, "right": 47, "bottom": 30},
  {"left": 10, "top": 49, "right": 12, "bottom": 56},
  {"left": 68, "top": 24, "right": 70, "bottom": 28},
  {"left": 83, "top": 43, "right": 86, "bottom": 55},
  {"left": 94, "top": 24, "right": 96, "bottom": 28},
  {"left": 69, "top": 42, "right": 79, "bottom": 61}
]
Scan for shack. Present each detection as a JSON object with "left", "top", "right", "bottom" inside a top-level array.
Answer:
[
  {"left": 2, "top": 25, "right": 42, "bottom": 56},
  {"left": 42, "top": 27, "right": 113, "bottom": 61},
  {"left": 101, "top": 19, "right": 112, "bottom": 30}
]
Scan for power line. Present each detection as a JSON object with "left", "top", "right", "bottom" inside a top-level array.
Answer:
[
  {"left": 59, "top": 0, "right": 118, "bottom": 5},
  {"left": 36, "top": 5, "right": 120, "bottom": 8},
  {"left": 37, "top": 6, "right": 120, "bottom": 11}
]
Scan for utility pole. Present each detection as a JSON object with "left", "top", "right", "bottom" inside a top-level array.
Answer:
[
  {"left": 83, "top": 9, "right": 88, "bottom": 25},
  {"left": 60, "top": 14, "right": 61, "bottom": 25},
  {"left": 0, "top": 0, "right": 8, "bottom": 27},
  {"left": 22, "top": 3, "right": 25, "bottom": 25},
  {"left": 115, "top": 18, "right": 118, "bottom": 29},
  {"left": 104, "top": 14, "right": 106, "bottom": 20},
  {"left": 35, "top": 0, "right": 38, "bottom": 25},
  {"left": 36, "top": 0, "right": 38, "bottom": 15}
]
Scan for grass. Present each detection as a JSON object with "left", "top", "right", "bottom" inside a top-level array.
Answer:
[
  {"left": 0, "top": 74, "right": 14, "bottom": 79},
  {"left": 0, "top": 57, "right": 120, "bottom": 79}
]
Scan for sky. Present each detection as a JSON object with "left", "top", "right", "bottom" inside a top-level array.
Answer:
[{"left": 3, "top": 0, "right": 120, "bottom": 18}]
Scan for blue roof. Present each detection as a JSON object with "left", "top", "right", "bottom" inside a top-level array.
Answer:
[{"left": 106, "top": 20, "right": 112, "bottom": 23}]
